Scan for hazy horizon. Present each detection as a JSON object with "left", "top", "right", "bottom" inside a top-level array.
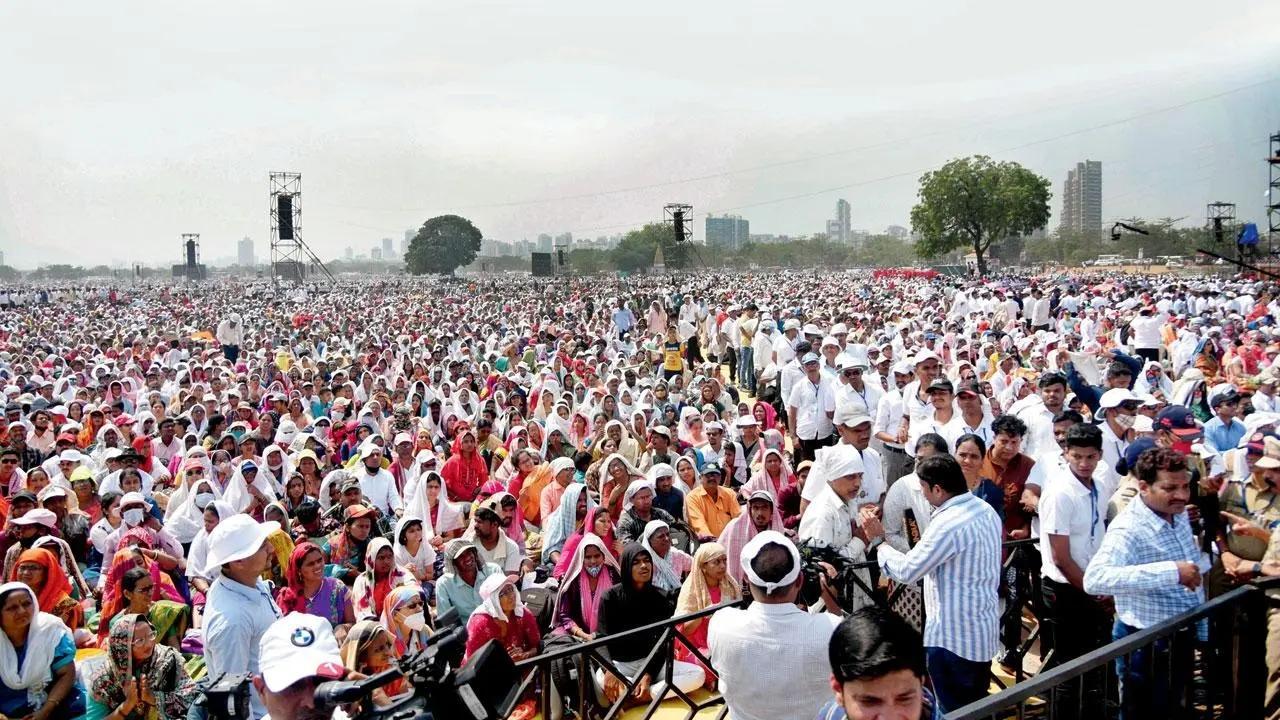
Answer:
[{"left": 1, "top": 1, "right": 1278, "bottom": 269}]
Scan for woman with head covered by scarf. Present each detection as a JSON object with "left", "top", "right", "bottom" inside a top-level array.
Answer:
[
  {"left": 88, "top": 612, "right": 195, "bottom": 720},
  {"left": 673, "top": 542, "right": 740, "bottom": 685},
  {"left": 464, "top": 574, "right": 540, "bottom": 661},
  {"left": 541, "top": 483, "right": 594, "bottom": 567},
  {"left": 9, "top": 548, "right": 81, "bottom": 631},
  {"left": 552, "top": 533, "right": 620, "bottom": 641},
  {"left": 0, "top": 582, "right": 84, "bottom": 720},
  {"left": 640, "top": 519, "right": 691, "bottom": 594}
]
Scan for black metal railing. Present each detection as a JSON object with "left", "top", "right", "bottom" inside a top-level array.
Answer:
[
  {"left": 946, "top": 577, "right": 1279, "bottom": 720},
  {"left": 504, "top": 539, "right": 1044, "bottom": 720},
  {"left": 510, "top": 598, "right": 746, "bottom": 720}
]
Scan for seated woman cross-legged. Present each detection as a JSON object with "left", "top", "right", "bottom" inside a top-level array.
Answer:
[
  {"left": 0, "top": 582, "right": 85, "bottom": 720},
  {"left": 595, "top": 543, "right": 704, "bottom": 706},
  {"left": 88, "top": 613, "right": 195, "bottom": 720}
]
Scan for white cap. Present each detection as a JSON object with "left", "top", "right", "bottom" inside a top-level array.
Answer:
[
  {"left": 10, "top": 509, "right": 57, "bottom": 528},
  {"left": 393, "top": 432, "right": 414, "bottom": 446},
  {"left": 823, "top": 443, "right": 866, "bottom": 478},
  {"left": 821, "top": 335, "right": 841, "bottom": 349},
  {"left": 783, "top": 319, "right": 802, "bottom": 332},
  {"left": 204, "top": 515, "right": 280, "bottom": 572},
  {"left": 802, "top": 323, "right": 822, "bottom": 336},
  {"left": 740, "top": 530, "right": 801, "bottom": 593},
  {"left": 831, "top": 323, "right": 849, "bottom": 335},
  {"left": 1133, "top": 415, "right": 1155, "bottom": 433},
  {"left": 37, "top": 485, "right": 67, "bottom": 502},
  {"left": 913, "top": 350, "right": 939, "bottom": 365},
  {"left": 359, "top": 442, "right": 383, "bottom": 460},
  {"left": 1098, "top": 388, "right": 1138, "bottom": 410},
  {"left": 892, "top": 360, "right": 915, "bottom": 375},
  {"left": 833, "top": 404, "right": 873, "bottom": 428},
  {"left": 258, "top": 613, "right": 346, "bottom": 692},
  {"left": 121, "top": 491, "right": 148, "bottom": 507},
  {"left": 57, "top": 450, "right": 83, "bottom": 463},
  {"left": 734, "top": 415, "right": 759, "bottom": 428}
]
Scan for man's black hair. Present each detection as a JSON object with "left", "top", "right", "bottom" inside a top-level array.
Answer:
[
  {"left": 916, "top": 455, "right": 968, "bottom": 496},
  {"left": 748, "top": 542, "right": 796, "bottom": 599},
  {"left": 829, "top": 606, "right": 926, "bottom": 684},
  {"left": 1064, "top": 422, "right": 1103, "bottom": 451},
  {"left": 991, "top": 414, "right": 1027, "bottom": 438},
  {"left": 1038, "top": 372, "right": 1067, "bottom": 389},
  {"left": 913, "top": 432, "right": 949, "bottom": 456},
  {"left": 1052, "top": 410, "right": 1085, "bottom": 425}
]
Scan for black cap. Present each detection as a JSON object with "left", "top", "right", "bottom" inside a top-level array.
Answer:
[
  {"left": 955, "top": 379, "right": 981, "bottom": 396},
  {"left": 11, "top": 491, "right": 37, "bottom": 506},
  {"left": 702, "top": 462, "right": 723, "bottom": 476},
  {"left": 926, "top": 378, "right": 954, "bottom": 394}
]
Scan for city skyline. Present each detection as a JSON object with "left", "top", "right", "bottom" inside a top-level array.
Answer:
[{"left": 1, "top": 2, "right": 1278, "bottom": 268}]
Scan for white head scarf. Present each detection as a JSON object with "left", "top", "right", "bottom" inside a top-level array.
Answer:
[
  {"left": 640, "top": 519, "right": 682, "bottom": 592},
  {"left": 0, "top": 582, "right": 70, "bottom": 709},
  {"left": 471, "top": 572, "right": 525, "bottom": 621}
]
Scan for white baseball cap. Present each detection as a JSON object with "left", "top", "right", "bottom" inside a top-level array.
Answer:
[
  {"left": 10, "top": 509, "right": 57, "bottom": 528},
  {"left": 204, "top": 515, "right": 280, "bottom": 573},
  {"left": 258, "top": 613, "right": 346, "bottom": 692},
  {"left": 1098, "top": 388, "right": 1138, "bottom": 410}
]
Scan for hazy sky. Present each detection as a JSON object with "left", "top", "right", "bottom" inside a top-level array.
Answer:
[{"left": 2, "top": 1, "right": 1278, "bottom": 268}]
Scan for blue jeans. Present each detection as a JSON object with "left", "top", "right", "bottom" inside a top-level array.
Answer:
[
  {"left": 925, "top": 646, "right": 989, "bottom": 714},
  {"left": 1113, "top": 619, "right": 1192, "bottom": 720},
  {"left": 739, "top": 346, "right": 755, "bottom": 392}
]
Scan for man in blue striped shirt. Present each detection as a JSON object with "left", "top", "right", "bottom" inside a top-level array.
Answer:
[
  {"left": 1083, "top": 446, "right": 1208, "bottom": 720},
  {"left": 863, "top": 454, "right": 1002, "bottom": 714}
]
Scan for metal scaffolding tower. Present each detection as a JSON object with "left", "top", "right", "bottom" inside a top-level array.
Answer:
[
  {"left": 269, "top": 172, "right": 334, "bottom": 285},
  {"left": 1269, "top": 133, "right": 1280, "bottom": 255}
]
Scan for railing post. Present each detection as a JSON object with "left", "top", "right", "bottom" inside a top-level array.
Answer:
[{"left": 1235, "top": 584, "right": 1269, "bottom": 719}]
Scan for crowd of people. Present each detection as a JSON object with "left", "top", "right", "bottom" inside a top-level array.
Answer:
[{"left": 0, "top": 268, "right": 1276, "bottom": 720}]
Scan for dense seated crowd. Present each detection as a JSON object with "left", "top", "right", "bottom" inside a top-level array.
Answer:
[{"left": 0, "top": 269, "right": 1276, "bottom": 720}]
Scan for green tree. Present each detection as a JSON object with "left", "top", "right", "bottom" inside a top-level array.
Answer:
[
  {"left": 910, "top": 155, "right": 1051, "bottom": 276},
  {"left": 405, "top": 215, "right": 483, "bottom": 275},
  {"left": 0, "top": 266, "right": 18, "bottom": 281},
  {"left": 610, "top": 223, "right": 678, "bottom": 273}
]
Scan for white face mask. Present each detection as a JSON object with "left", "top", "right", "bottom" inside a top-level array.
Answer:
[
  {"left": 585, "top": 564, "right": 603, "bottom": 578},
  {"left": 123, "top": 508, "right": 146, "bottom": 527},
  {"left": 194, "top": 493, "right": 215, "bottom": 509},
  {"left": 402, "top": 611, "right": 427, "bottom": 632},
  {"left": 1113, "top": 413, "right": 1136, "bottom": 431}
]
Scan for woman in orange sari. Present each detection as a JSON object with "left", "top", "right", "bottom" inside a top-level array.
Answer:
[
  {"left": 97, "top": 528, "right": 186, "bottom": 643},
  {"left": 10, "top": 547, "right": 82, "bottom": 630}
]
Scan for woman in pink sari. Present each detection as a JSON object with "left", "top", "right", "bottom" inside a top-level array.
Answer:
[
  {"left": 551, "top": 533, "right": 620, "bottom": 641},
  {"left": 673, "top": 542, "right": 740, "bottom": 685}
]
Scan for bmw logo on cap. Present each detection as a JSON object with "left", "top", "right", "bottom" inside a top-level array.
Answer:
[{"left": 291, "top": 627, "right": 315, "bottom": 647}]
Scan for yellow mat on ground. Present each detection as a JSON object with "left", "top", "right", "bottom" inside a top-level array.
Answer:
[{"left": 531, "top": 689, "right": 726, "bottom": 720}]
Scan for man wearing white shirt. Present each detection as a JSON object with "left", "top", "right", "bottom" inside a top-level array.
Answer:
[
  {"left": 1254, "top": 376, "right": 1277, "bottom": 414},
  {"left": 873, "top": 361, "right": 915, "bottom": 487},
  {"left": 1097, "top": 388, "right": 1141, "bottom": 489},
  {"left": 834, "top": 356, "right": 882, "bottom": 417},
  {"left": 355, "top": 444, "right": 402, "bottom": 517},
  {"left": 1014, "top": 372, "right": 1068, "bottom": 459},
  {"left": 1129, "top": 307, "right": 1166, "bottom": 363},
  {"left": 802, "top": 406, "right": 884, "bottom": 513},
  {"left": 788, "top": 352, "right": 837, "bottom": 464},
  {"left": 1039, "top": 423, "right": 1113, "bottom": 685},
  {"left": 942, "top": 379, "right": 993, "bottom": 452},
  {"left": 1029, "top": 288, "right": 1052, "bottom": 331},
  {"left": 905, "top": 379, "right": 955, "bottom": 459},
  {"left": 773, "top": 319, "right": 800, "bottom": 367},
  {"left": 709, "top": 532, "right": 843, "bottom": 720}
]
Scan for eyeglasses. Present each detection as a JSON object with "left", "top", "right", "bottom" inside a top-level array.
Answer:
[
  {"left": 133, "top": 584, "right": 155, "bottom": 595},
  {"left": 0, "top": 459, "right": 17, "bottom": 465},
  {"left": 131, "top": 629, "right": 156, "bottom": 646}
]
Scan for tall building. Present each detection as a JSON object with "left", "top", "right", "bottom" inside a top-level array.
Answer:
[
  {"left": 555, "top": 232, "right": 573, "bottom": 248},
  {"left": 237, "top": 237, "right": 254, "bottom": 266},
  {"left": 825, "top": 220, "right": 843, "bottom": 239},
  {"left": 344, "top": 246, "right": 354, "bottom": 261},
  {"left": 705, "top": 214, "right": 750, "bottom": 251},
  {"left": 536, "top": 234, "right": 553, "bottom": 253},
  {"left": 1059, "top": 160, "right": 1102, "bottom": 239},
  {"left": 401, "top": 229, "right": 414, "bottom": 255},
  {"left": 382, "top": 237, "right": 394, "bottom": 259},
  {"left": 834, "top": 199, "right": 851, "bottom": 243}
]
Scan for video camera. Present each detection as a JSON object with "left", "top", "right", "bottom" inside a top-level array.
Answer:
[
  {"left": 795, "top": 538, "right": 864, "bottom": 611},
  {"left": 313, "top": 608, "right": 522, "bottom": 720}
]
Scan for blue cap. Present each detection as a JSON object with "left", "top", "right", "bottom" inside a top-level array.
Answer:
[
  {"left": 1117, "top": 437, "right": 1157, "bottom": 477},
  {"left": 801, "top": 352, "right": 820, "bottom": 365}
]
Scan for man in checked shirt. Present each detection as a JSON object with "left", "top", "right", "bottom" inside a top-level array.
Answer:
[{"left": 1084, "top": 446, "right": 1209, "bottom": 720}]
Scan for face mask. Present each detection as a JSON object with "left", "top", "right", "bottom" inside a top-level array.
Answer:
[
  {"left": 1113, "top": 414, "right": 1136, "bottom": 431},
  {"left": 365, "top": 463, "right": 380, "bottom": 475},
  {"left": 402, "top": 611, "right": 428, "bottom": 632},
  {"left": 194, "top": 493, "right": 215, "bottom": 509},
  {"left": 1172, "top": 440, "right": 1193, "bottom": 454},
  {"left": 585, "top": 564, "right": 602, "bottom": 578},
  {"left": 123, "top": 508, "right": 146, "bottom": 527}
]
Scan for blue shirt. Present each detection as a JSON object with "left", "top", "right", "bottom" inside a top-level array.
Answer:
[
  {"left": 436, "top": 561, "right": 501, "bottom": 619},
  {"left": 877, "top": 492, "right": 1003, "bottom": 662},
  {"left": 1202, "top": 416, "right": 1246, "bottom": 453},
  {"left": 205, "top": 575, "right": 283, "bottom": 719},
  {"left": 0, "top": 632, "right": 79, "bottom": 716},
  {"left": 1083, "top": 495, "right": 1208, "bottom": 629}
]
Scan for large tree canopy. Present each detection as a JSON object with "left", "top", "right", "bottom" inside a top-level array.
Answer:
[
  {"left": 910, "top": 155, "right": 1051, "bottom": 276},
  {"left": 406, "top": 215, "right": 483, "bottom": 275}
]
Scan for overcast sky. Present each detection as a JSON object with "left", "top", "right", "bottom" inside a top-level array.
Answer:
[{"left": 1, "top": 1, "right": 1278, "bottom": 268}]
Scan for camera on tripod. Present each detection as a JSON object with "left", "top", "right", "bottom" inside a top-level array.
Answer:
[{"left": 313, "top": 608, "right": 523, "bottom": 720}]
